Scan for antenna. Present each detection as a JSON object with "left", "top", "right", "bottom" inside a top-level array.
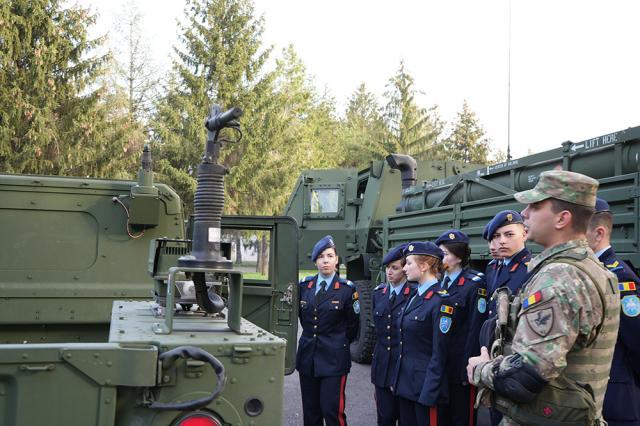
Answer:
[{"left": 507, "top": 0, "right": 512, "bottom": 161}]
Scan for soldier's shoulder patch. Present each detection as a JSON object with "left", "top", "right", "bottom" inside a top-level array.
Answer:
[
  {"left": 439, "top": 316, "right": 452, "bottom": 334},
  {"left": 526, "top": 307, "right": 554, "bottom": 336},
  {"left": 352, "top": 291, "right": 359, "bottom": 300},
  {"left": 522, "top": 291, "right": 543, "bottom": 309},
  {"left": 619, "top": 282, "right": 637, "bottom": 292},
  {"left": 606, "top": 260, "right": 620, "bottom": 270},
  {"left": 353, "top": 299, "right": 361, "bottom": 314},
  {"left": 622, "top": 295, "right": 640, "bottom": 317}
]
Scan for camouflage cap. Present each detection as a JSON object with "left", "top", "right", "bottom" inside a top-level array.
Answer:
[{"left": 514, "top": 170, "right": 599, "bottom": 207}]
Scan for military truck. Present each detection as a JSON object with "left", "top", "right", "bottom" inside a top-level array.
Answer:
[
  {"left": 283, "top": 156, "right": 483, "bottom": 361},
  {"left": 0, "top": 105, "right": 298, "bottom": 425},
  {"left": 285, "top": 125, "right": 640, "bottom": 363}
]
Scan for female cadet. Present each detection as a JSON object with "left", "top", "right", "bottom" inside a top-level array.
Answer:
[
  {"left": 392, "top": 241, "right": 452, "bottom": 426},
  {"left": 435, "top": 230, "right": 488, "bottom": 426},
  {"left": 296, "top": 235, "right": 359, "bottom": 426},
  {"left": 371, "top": 243, "right": 413, "bottom": 425}
]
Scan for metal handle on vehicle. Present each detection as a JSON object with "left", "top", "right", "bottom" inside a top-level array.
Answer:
[{"left": 148, "top": 345, "right": 226, "bottom": 411}]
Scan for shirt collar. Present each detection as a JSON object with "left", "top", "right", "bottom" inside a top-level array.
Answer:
[
  {"left": 502, "top": 247, "right": 526, "bottom": 266},
  {"left": 444, "top": 269, "right": 462, "bottom": 286},
  {"left": 594, "top": 245, "right": 612, "bottom": 259},
  {"left": 417, "top": 278, "right": 438, "bottom": 295},
  {"left": 389, "top": 280, "right": 407, "bottom": 296},
  {"left": 317, "top": 272, "right": 335, "bottom": 287}
]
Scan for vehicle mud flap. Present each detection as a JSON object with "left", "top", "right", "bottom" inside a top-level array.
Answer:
[{"left": 350, "top": 280, "right": 375, "bottom": 364}]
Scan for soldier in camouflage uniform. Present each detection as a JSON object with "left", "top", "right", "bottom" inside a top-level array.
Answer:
[{"left": 466, "top": 170, "right": 620, "bottom": 425}]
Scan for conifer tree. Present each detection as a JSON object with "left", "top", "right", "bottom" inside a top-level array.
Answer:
[
  {"left": 382, "top": 61, "right": 443, "bottom": 160},
  {"left": 442, "top": 100, "right": 491, "bottom": 163},
  {"left": 0, "top": 0, "right": 137, "bottom": 177}
]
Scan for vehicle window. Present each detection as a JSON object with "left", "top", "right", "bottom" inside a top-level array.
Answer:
[
  {"left": 310, "top": 188, "right": 340, "bottom": 214},
  {"left": 221, "top": 229, "right": 270, "bottom": 281}
]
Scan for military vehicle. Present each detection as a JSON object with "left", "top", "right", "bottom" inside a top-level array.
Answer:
[
  {"left": 0, "top": 104, "right": 298, "bottom": 425},
  {"left": 283, "top": 156, "right": 483, "bottom": 361},
  {"left": 285, "top": 125, "right": 640, "bottom": 362}
]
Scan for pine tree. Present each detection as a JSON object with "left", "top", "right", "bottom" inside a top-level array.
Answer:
[
  {"left": 382, "top": 61, "right": 443, "bottom": 160},
  {"left": 0, "top": 0, "right": 137, "bottom": 177},
  {"left": 442, "top": 100, "right": 491, "bottom": 163},
  {"left": 339, "top": 83, "right": 388, "bottom": 168}
]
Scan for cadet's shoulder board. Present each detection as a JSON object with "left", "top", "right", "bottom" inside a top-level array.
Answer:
[
  {"left": 522, "top": 291, "right": 543, "bottom": 309},
  {"left": 299, "top": 275, "right": 315, "bottom": 285},
  {"left": 470, "top": 274, "right": 483, "bottom": 282},
  {"left": 338, "top": 278, "right": 355, "bottom": 288},
  {"left": 375, "top": 283, "right": 385, "bottom": 291}
]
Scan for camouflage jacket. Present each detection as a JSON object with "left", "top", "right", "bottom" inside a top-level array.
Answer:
[{"left": 472, "top": 239, "right": 619, "bottom": 421}]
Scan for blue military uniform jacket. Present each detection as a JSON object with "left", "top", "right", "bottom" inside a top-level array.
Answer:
[
  {"left": 371, "top": 281, "right": 414, "bottom": 388},
  {"left": 599, "top": 247, "right": 640, "bottom": 425},
  {"left": 487, "top": 247, "right": 531, "bottom": 315},
  {"left": 296, "top": 274, "right": 359, "bottom": 378},
  {"left": 442, "top": 268, "right": 488, "bottom": 384},
  {"left": 392, "top": 283, "right": 452, "bottom": 407},
  {"left": 485, "top": 258, "right": 500, "bottom": 296}
]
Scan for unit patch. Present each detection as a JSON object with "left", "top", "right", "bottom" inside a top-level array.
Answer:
[
  {"left": 353, "top": 300, "right": 361, "bottom": 314},
  {"left": 478, "top": 288, "right": 487, "bottom": 296},
  {"left": 526, "top": 307, "right": 554, "bottom": 337},
  {"left": 353, "top": 291, "right": 359, "bottom": 300},
  {"left": 522, "top": 291, "right": 543, "bottom": 309},
  {"left": 439, "top": 316, "right": 452, "bottom": 333},
  {"left": 478, "top": 297, "right": 487, "bottom": 313},
  {"left": 621, "top": 295, "right": 640, "bottom": 317}
]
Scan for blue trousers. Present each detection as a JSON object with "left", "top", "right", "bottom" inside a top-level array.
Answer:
[
  {"left": 375, "top": 385, "right": 400, "bottom": 426},
  {"left": 299, "top": 373, "right": 348, "bottom": 426}
]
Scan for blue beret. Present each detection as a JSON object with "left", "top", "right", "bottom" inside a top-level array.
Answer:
[
  {"left": 435, "top": 229, "right": 469, "bottom": 246},
  {"left": 311, "top": 235, "right": 336, "bottom": 261},
  {"left": 382, "top": 243, "right": 407, "bottom": 266},
  {"left": 595, "top": 197, "right": 610, "bottom": 213},
  {"left": 483, "top": 210, "right": 524, "bottom": 241},
  {"left": 403, "top": 241, "right": 444, "bottom": 260}
]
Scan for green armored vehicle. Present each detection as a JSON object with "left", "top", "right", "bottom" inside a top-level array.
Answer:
[
  {"left": 283, "top": 156, "right": 482, "bottom": 361},
  {"left": 0, "top": 105, "right": 298, "bottom": 425},
  {"left": 286, "top": 126, "right": 640, "bottom": 363}
]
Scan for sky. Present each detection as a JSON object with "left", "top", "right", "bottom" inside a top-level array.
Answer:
[{"left": 80, "top": 0, "right": 640, "bottom": 159}]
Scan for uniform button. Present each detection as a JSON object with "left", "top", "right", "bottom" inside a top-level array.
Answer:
[
  {"left": 313, "top": 334, "right": 316, "bottom": 338},
  {"left": 388, "top": 314, "right": 391, "bottom": 318},
  {"left": 414, "top": 316, "right": 418, "bottom": 320},
  {"left": 387, "top": 336, "right": 391, "bottom": 340},
  {"left": 399, "top": 354, "right": 402, "bottom": 358},
  {"left": 489, "top": 310, "right": 493, "bottom": 315},
  {"left": 400, "top": 341, "right": 402, "bottom": 345},
  {"left": 387, "top": 325, "right": 391, "bottom": 329},
  {"left": 387, "top": 347, "right": 391, "bottom": 351},
  {"left": 314, "top": 316, "right": 317, "bottom": 320},
  {"left": 313, "top": 325, "right": 317, "bottom": 329}
]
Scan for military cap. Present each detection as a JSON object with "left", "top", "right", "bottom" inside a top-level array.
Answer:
[
  {"left": 435, "top": 229, "right": 469, "bottom": 246},
  {"left": 483, "top": 210, "right": 524, "bottom": 241},
  {"left": 403, "top": 241, "right": 444, "bottom": 260},
  {"left": 514, "top": 170, "right": 598, "bottom": 207},
  {"left": 595, "top": 197, "right": 610, "bottom": 213},
  {"left": 382, "top": 243, "right": 407, "bottom": 266},
  {"left": 311, "top": 235, "right": 336, "bottom": 261}
]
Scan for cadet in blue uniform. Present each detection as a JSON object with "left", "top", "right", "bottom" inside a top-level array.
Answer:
[
  {"left": 393, "top": 241, "right": 451, "bottom": 426},
  {"left": 435, "top": 230, "right": 487, "bottom": 426},
  {"left": 371, "top": 243, "right": 413, "bottom": 426},
  {"left": 586, "top": 198, "right": 640, "bottom": 426},
  {"left": 483, "top": 222, "right": 502, "bottom": 296},
  {"left": 479, "top": 211, "right": 531, "bottom": 426},
  {"left": 296, "top": 235, "right": 360, "bottom": 426}
]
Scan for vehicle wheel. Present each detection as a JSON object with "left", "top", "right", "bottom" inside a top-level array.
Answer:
[{"left": 350, "top": 279, "right": 375, "bottom": 364}]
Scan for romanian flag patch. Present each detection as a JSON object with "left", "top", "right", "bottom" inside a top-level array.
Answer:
[
  {"left": 619, "top": 282, "right": 637, "bottom": 292},
  {"left": 522, "top": 291, "right": 543, "bottom": 309},
  {"left": 440, "top": 305, "right": 454, "bottom": 315}
]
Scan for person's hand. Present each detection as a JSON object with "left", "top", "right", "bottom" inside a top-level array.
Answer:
[{"left": 467, "top": 346, "right": 491, "bottom": 384}]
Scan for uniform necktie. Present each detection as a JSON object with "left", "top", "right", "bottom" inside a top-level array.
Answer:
[
  {"left": 441, "top": 276, "right": 451, "bottom": 289},
  {"left": 315, "top": 280, "right": 327, "bottom": 303},
  {"left": 389, "top": 290, "right": 397, "bottom": 305}
]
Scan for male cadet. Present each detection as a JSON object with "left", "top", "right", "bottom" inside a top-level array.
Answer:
[
  {"left": 467, "top": 170, "right": 620, "bottom": 425},
  {"left": 586, "top": 197, "right": 640, "bottom": 426},
  {"left": 371, "top": 244, "right": 413, "bottom": 426}
]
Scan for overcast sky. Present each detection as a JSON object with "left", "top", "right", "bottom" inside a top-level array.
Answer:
[{"left": 81, "top": 0, "right": 640, "bottom": 159}]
